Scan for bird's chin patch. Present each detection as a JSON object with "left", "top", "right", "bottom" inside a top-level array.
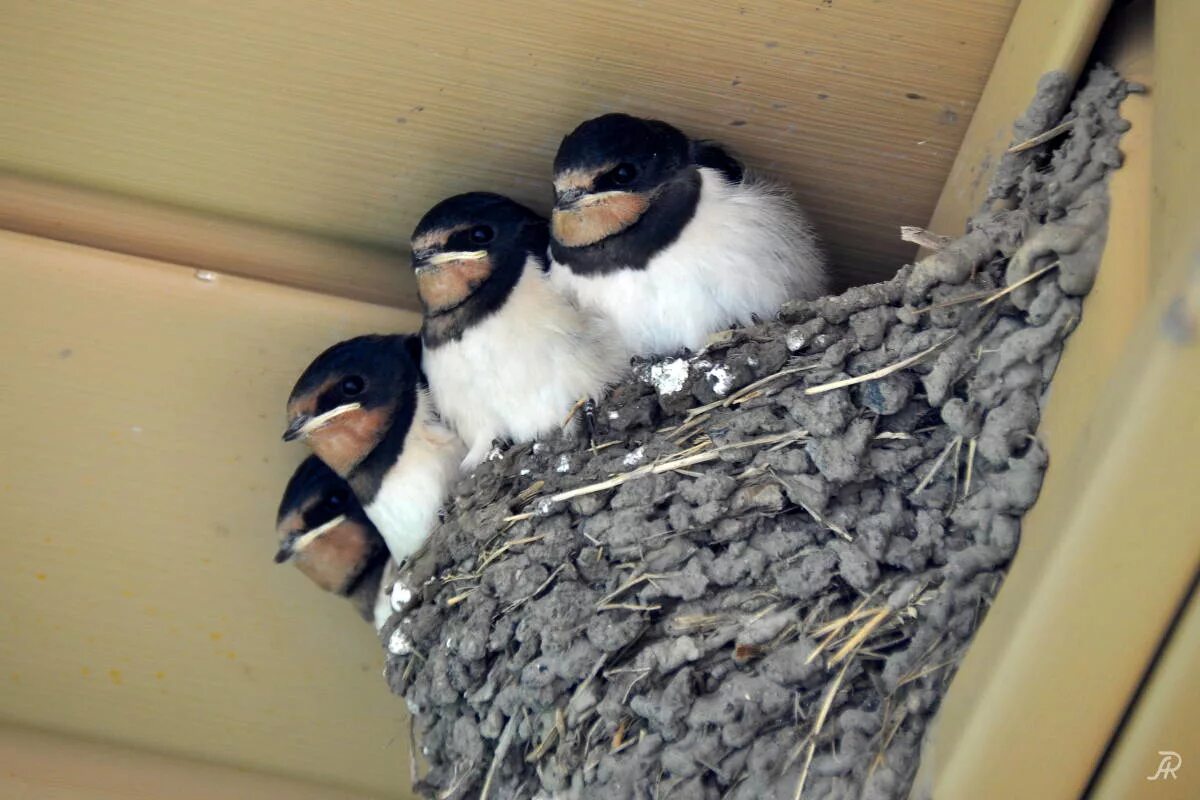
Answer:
[
  {"left": 292, "top": 522, "right": 369, "bottom": 595},
  {"left": 552, "top": 191, "right": 651, "bottom": 248},
  {"left": 306, "top": 406, "right": 391, "bottom": 477},
  {"left": 416, "top": 256, "right": 494, "bottom": 316}
]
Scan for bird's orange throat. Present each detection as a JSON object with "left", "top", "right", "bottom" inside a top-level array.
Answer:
[
  {"left": 551, "top": 191, "right": 651, "bottom": 248},
  {"left": 416, "top": 255, "right": 495, "bottom": 315}
]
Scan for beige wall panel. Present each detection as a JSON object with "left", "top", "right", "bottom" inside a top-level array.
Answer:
[
  {"left": 0, "top": 232, "right": 420, "bottom": 798},
  {"left": 0, "top": 723, "right": 384, "bottom": 800},
  {"left": 1, "top": 0, "right": 1018, "bottom": 293},
  {"left": 1090, "top": 581, "right": 1200, "bottom": 799}
]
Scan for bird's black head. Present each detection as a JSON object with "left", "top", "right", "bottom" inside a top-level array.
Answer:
[
  {"left": 549, "top": 114, "right": 743, "bottom": 272},
  {"left": 273, "top": 455, "right": 386, "bottom": 595},
  {"left": 409, "top": 192, "right": 549, "bottom": 347},
  {"left": 283, "top": 334, "right": 423, "bottom": 479}
]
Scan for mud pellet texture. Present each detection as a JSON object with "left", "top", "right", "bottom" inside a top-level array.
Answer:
[{"left": 382, "top": 67, "right": 1131, "bottom": 800}]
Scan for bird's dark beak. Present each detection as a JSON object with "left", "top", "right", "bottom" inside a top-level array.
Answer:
[
  {"left": 411, "top": 249, "right": 435, "bottom": 275},
  {"left": 273, "top": 542, "right": 293, "bottom": 563},
  {"left": 282, "top": 415, "right": 310, "bottom": 442},
  {"left": 555, "top": 187, "right": 586, "bottom": 209}
]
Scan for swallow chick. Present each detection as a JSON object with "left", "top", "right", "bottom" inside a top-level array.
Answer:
[
  {"left": 548, "top": 113, "right": 829, "bottom": 357},
  {"left": 410, "top": 192, "right": 626, "bottom": 469},
  {"left": 283, "top": 334, "right": 465, "bottom": 565},
  {"left": 274, "top": 455, "right": 393, "bottom": 628}
]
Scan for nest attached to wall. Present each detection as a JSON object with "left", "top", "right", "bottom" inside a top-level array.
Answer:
[{"left": 381, "top": 67, "right": 1132, "bottom": 800}]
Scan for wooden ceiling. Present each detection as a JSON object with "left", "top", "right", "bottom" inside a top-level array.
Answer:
[{"left": 2, "top": 0, "right": 1018, "bottom": 306}]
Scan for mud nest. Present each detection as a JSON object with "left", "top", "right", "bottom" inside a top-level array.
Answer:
[{"left": 382, "top": 67, "right": 1133, "bottom": 799}]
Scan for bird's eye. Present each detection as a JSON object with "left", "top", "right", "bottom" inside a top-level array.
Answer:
[
  {"left": 611, "top": 163, "right": 638, "bottom": 185},
  {"left": 325, "top": 490, "right": 347, "bottom": 511},
  {"left": 469, "top": 225, "right": 494, "bottom": 245},
  {"left": 340, "top": 375, "right": 365, "bottom": 397}
]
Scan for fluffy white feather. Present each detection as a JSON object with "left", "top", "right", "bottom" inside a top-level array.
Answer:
[
  {"left": 363, "top": 390, "right": 464, "bottom": 563},
  {"left": 424, "top": 260, "right": 626, "bottom": 469},
  {"left": 550, "top": 168, "right": 827, "bottom": 357}
]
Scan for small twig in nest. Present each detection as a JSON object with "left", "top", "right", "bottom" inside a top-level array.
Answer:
[
  {"left": 910, "top": 436, "right": 963, "bottom": 497},
  {"left": 525, "top": 708, "right": 566, "bottom": 763},
  {"left": 897, "top": 658, "right": 958, "bottom": 688},
  {"left": 805, "top": 335, "right": 955, "bottom": 396},
  {"left": 900, "top": 226, "right": 953, "bottom": 251},
  {"left": 769, "top": 468, "right": 851, "bottom": 541},
  {"left": 812, "top": 605, "right": 883, "bottom": 638},
  {"left": 480, "top": 714, "right": 518, "bottom": 800},
  {"left": 567, "top": 654, "right": 609, "bottom": 717},
  {"left": 540, "top": 429, "right": 806, "bottom": 507},
  {"left": 561, "top": 397, "right": 587, "bottom": 428},
  {"left": 596, "top": 572, "right": 675, "bottom": 606},
  {"left": 685, "top": 363, "right": 818, "bottom": 420},
  {"left": 503, "top": 564, "right": 566, "bottom": 614},
  {"left": 610, "top": 718, "right": 631, "bottom": 752},
  {"left": 962, "top": 438, "right": 978, "bottom": 498},
  {"left": 910, "top": 288, "right": 998, "bottom": 315},
  {"left": 979, "top": 261, "right": 1060, "bottom": 307},
  {"left": 792, "top": 658, "right": 852, "bottom": 800},
  {"left": 1006, "top": 119, "right": 1075, "bottom": 153},
  {"left": 672, "top": 411, "right": 712, "bottom": 444},
  {"left": 476, "top": 534, "right": 545, "bottom": 572},
  {"left": 668, "top": 613, "right": 728, "bottom": 634},
  {"left": 806, "top": 592, "right": 882, "bottom": 665},
  {"left": 514, "top": 480, "right": 545, "bottom": 504},
  {"left": 446, "top": 589, "right": 476, "bottom": 607},
  {"left": 828, "top": 607, "right": 893, "bottom": 666},
  {"left": 598, "top": 602, "right": 662, "bottom": 612}
]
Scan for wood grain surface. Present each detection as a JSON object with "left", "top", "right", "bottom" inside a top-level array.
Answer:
[{"left": 1, "top": 0, "right": 1018, "bottom": 303}]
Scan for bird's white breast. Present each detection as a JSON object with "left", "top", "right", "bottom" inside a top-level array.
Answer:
[
  {"left": 424, "top": 261, "right": 626, "bottom": 467},
  {"left": 550, "top": 168, "right": 828, "bottom": 357},
  {"left": 363, "top": 391, "right": 464, "bottom": 563}
]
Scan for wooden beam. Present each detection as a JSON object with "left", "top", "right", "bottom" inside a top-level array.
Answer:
[
  {"left": 916, "top": 2, "right": 1200, "bottom": 798},
  {"left": 0, "top": 172, "right": 419, "bottom": 310}
]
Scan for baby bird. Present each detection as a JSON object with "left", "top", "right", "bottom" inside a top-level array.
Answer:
[
  {"left": 283, "top": 334, "right": 464, "bottom": 565},
  {"left": 410, "top": 192, "right": 626, "bottom": 469},
  {"left": 274, "top": 455, "right": 393, "bottom": 628},
  {"left": 548, "top": 113, "right": 828, "bottom": 357}
]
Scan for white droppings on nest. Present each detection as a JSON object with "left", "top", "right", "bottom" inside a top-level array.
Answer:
[
  {"left": 406, "top": 697, "right": 421, "bottom": 715},
  {"left": 486, "top": 446, "right": 505, "bottom": 462},
  {"left": 706, "top": 364, "right": 735, "bottom": 397},
  {"left": 786, "top": 326, "right": 808, "bottom": 352},
  {"left": 556, "top": 455, "right": 572, "bottom": 473},
  {"left": 532, "top": 442, "right": 545, "bottom": 454},
  {"left": 607, "top": 410, "right": 620, "bottom": 420},
  {"left": 391, "top": 581, "right": 413, "bottom": 611},
  {"left": 623, "top": 446, "right": 646, "bottom": 467},
  {"left": 649, "top": 358, "right": 690, "bottom": 395},
  {"left": 446, "top": 637, "right": 455, "bottom": 651},
  {"left": 519, "top": 468, "right": 531, "bottom": 476},
  {"left": 536, "top": 497, "right": 556, "bottom": 515},
  {"left": 388, "top": 627, "right": 413, "bottom": 656}
]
